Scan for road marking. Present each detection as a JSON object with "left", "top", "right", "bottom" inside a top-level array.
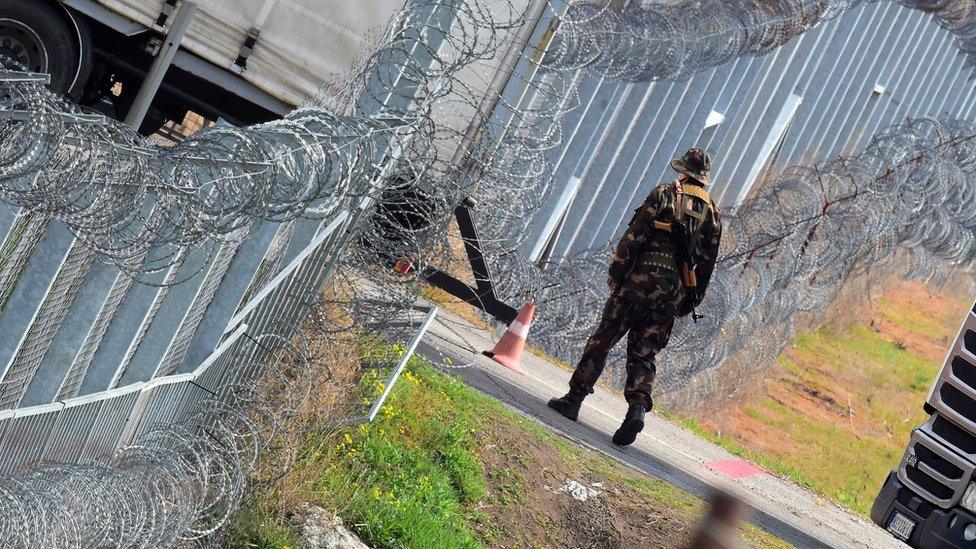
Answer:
[{"left": 707, "top": 459, "right": 767, "bottom": 479}]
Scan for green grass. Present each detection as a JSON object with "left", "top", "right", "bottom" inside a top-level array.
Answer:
[
  {"left": 229, "top": 354, "right": 793, "bottom": 548},
  {"left": 227, "top": 508, "right": 300, "bottom": 549},
  {"left": 738, "top": 397, "right": 897, "bottom": 513},
  {"left": 768, "top": 327, "right": 935, "bottom": 514},
  {"left": 873, "top": 296, "right": 956, "bottom": 338},
  {"left": 680, "top": 289, "right": 959, "bottom": 516},
  {"left": 658, "top": 409, "right": 816, "bottom": 490},
  {"left": 309, "top": 362, "right": 489, "bottom": 548},
  {"left": 227, "top": 357, "right": 499, "bottom": 548},
  {"left": 789, "top": 326, "right": 934, "bottom": 395}
]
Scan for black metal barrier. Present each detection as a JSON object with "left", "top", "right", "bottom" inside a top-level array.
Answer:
[{"left": 422, "top": 198, "right": 518, "bottom": 324}]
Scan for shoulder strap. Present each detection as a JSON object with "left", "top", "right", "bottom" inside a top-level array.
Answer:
[
  {"left": 676, "top": 184, "right": 717, "bottom": 246},
  {"left": 672, "top": 180, "right": 683, "bottom": 220},
  {"left": 680, "top": 184, "right": 712, "bottom": 205}
]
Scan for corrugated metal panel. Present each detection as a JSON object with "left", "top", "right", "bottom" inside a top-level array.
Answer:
[{"left": 520, "top": 3, "right": 976, "bottom": 264}]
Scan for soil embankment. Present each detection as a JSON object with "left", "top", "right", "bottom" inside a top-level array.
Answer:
[{"left": 689, "top": 281, "right": 972, "bottom": 514}]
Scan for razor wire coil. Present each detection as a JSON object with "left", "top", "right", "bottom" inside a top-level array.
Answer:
[
  {"left": 0, "top": 0, "right": 975, "bottom": 545},
  {"left": 543, "top": 1, "right": 976, "bottom": 82}
]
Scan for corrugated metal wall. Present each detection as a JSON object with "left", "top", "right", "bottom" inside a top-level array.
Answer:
[{"left": 520, "top": 3, "right": 976, "bottom": 263}]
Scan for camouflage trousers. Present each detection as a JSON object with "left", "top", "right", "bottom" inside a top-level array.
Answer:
[{"left": 569, "top": 294, "right": 677, "bottom": 408}]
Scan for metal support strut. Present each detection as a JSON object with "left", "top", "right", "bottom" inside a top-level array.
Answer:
[
  {"left": 125, "top": 0, "right": 197, "bottom": 129},
  {"left": 422, "top": 199, "right": 518, "bottom": 324}
]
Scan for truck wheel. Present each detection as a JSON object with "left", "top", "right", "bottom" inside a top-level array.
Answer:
[{"left": 0, "top": 0, "right": 87, "bottom": 97}]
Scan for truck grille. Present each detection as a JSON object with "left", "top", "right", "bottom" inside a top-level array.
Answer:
[
  {"left": 898, "top": 430, "right": 972, "bottom": 508},
  {"left": 940, "top": 382, "right": 976, "bottom": 424},
  {"left": 927, "top": 311, "right": 976, "bottom": 434},
  {"left": 951, "top": 353, "right": 976, "bottom": 389},
  {"left": 908, "top": 306, "right": 976, "bottom": 508},
  {"left": 930, "top": 414, "right": 976, "bottom": 456}
]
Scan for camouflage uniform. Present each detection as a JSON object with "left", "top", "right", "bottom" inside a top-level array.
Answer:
[{"left": 568, "top": 178, "right": 722, "bottom": 408}]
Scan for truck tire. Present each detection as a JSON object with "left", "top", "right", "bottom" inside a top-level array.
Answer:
[
  {"left": 0, "top": 0, "right": 87, "bottom": 97},
  {"left": 60, "top": 6, "right": 94, "bottom": 100}
]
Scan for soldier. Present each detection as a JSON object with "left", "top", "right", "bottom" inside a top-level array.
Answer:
[{"left": 548, "top": 148, "right": 723, "bottom": 446}]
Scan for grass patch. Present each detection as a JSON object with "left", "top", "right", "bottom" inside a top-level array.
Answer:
[
  {"left": 658, "top": 409, "right": 815, "bottom": 490},
  {"left": 312, "top": 362, "right": 488, "bottom": 548},
  {"left": 228, "top": 354, "right": 488, "bottom": 549},
  {"left": 788, "top": 326, "right": 934, "bottom": 394},
  {"left": 228, "top": 508, "right": 300, "bottom": 548},
  {"left": 229, "top": 351, "right": 793, "bottom": 548},
  {"left": 686, "top": 283, "right": 970, "bottom": 515}
]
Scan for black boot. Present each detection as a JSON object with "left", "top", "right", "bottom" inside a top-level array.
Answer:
[
  {"left": 547, "top": 388, "right": 587, "bottom": 421},
  {"left": 612, "top": 403, "right": 646, "bottom": 446}
]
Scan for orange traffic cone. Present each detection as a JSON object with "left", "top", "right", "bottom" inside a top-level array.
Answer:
[{"left": 483, "top": 303, "right": 535, "bottom": 374}]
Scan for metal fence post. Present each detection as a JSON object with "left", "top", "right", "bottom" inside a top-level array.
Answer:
[{"left": 125, "top": 0, "right": 197, "bottom": 129}]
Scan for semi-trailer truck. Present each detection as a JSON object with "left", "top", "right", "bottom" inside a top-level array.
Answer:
[
  {"left": 873, "top": 299, "right": 976, "bottom": 548},
  {"left": 1, "top": 0, "right": 404, "bottom": 134}
]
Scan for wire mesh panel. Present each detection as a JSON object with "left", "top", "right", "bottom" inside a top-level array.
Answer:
[
  {"left": 225, "top": 211, "right": 354, "bottom": 345},
  {"left": 238, "top": 220, "right": 297, "bottom": 309},
  {"left": 55, "top": 268, "right": 138, "bottom": 400},
  {"left": 192, "top": 326, "right": 252, "bottom": 403},
  {"left": 0, "top": 243, "right": 96, "bottom": 408},
  {"left": 0, "top": 215, "right": 48, "bottom": 314},
  {"left": 107, "top": 255, "right": 189, "bottom": 389},
  {"left": 155, "top": 231, "right": 250, "bottom": 377},
  {"left": 0, "top": 1, "right": 525, "bottom": 542},
  {"left": 126, "top": 380, "right": 194, "bottom": 442}
]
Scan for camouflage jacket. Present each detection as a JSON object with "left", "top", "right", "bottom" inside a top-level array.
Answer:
[{"left": 608, "top": 180, "right": 722, "bottom": 316}]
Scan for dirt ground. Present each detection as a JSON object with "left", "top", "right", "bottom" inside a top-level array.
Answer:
[
  {"left": 862, "top": 281, "right": 969, "bottom": 362},
  {"left": 705, "top": 281, "right": 970, "bottom": 443},
  {"left": 472, "top": 415, "right": 697, "bottom": 549},
  {"left": 692, "top": 280, "right": 973, "bottom": 513}
]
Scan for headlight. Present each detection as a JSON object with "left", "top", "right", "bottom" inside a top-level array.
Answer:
[{"left": 962, "top": 482, "right": 976, "bottom": 514}]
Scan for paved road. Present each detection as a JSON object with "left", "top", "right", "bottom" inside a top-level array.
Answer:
[{"left": 417, "top": 310, "right": 906, "bottom": 549}]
